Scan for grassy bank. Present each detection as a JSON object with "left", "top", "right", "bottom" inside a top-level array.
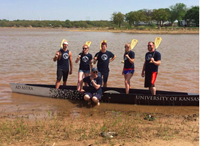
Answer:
[
  {"left": 1, "top": 26, "right": 199, "bottom": 34},
  {"left": 69, "top": 27, "right": 199, "bottom": 34},
  {"left": 0, "top": 110, "right": 199, "bottom": 146}
]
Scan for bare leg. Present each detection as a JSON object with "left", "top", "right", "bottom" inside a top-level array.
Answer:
[
  {"left": 92, "top": 96, "right": 100, "bottom": 105},
  {"left": 77, "top": 72, "right": 84, "bottom": 90},
  {"left": 84, "top": 94, "right": 91, "bottom": 105},
  {"left": 124, "top": 73, "right": 133, "bottom": 94},
  {"left": 149, "top": 86, "right": 156, "bottom": 95},
  {"left": 55, "top": 80, "right": 61, "bottom": 89},
  {"left": 84, "top": 94, "right": 90, "bottom": 101}
]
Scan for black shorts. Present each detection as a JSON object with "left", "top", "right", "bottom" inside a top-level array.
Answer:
[
  {"left": 145, "top": 71, "right": 157, "bottom": 88},
  {"left": 57, "top": 69, "right": 69, "bottom": 82},
  {"left": 98, "top": 71, "right": 109, "bottom": 83},
  {"left": 84, "top": 92, "right": 102, "bottom": 100}
]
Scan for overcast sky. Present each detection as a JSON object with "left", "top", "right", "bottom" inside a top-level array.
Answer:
[{"left": 0, "top": 0, "right": 199, "bottom": 21}]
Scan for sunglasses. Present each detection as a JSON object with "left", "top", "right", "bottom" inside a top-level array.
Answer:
[
  {"left": 147, "top": 45, "right": 153, "bottom": 47},
  {"left": 83, "top": 47, "right": 87, "bottom": 50},
  {"left": 93, "top": 71, "right": 98, "bottom": 74},
  {"left": 125, "top": 46, "right": 129, "bottom": 48}
]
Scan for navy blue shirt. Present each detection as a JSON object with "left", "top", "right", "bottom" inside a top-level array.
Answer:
[
  {"left": 57, "top": 49, "right": 69, "bottom": 70},
  {"left": 95, "top": 51, "right": 115, "bottom": 73},
  {"left": 83, "top": 76, "right": 102, "bottom": 95},
  {"left": 79, "top": 52, "right": 92, "bottom": 70},
  {"left": 145, "top": 51, "right": 161, "bottom": 72},
  {"left": 124, "top": 50, "right": 135, "bottom": 69}
]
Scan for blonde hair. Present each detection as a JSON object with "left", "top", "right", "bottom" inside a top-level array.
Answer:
[{"left": 124, "top": 43, "right": 131, "bottom": 58}]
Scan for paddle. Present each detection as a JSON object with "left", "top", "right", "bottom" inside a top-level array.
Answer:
[
  {"left": 154, "top": 37, "right": 162, "bottom": 49},
  {"left": 121, "top": 39, "right": 138, "bottom": 63},
  {"left": 150, "top": 37, "right": 162, "bottom": 63},
  {"left": 85, "top": 41, "right": 91, "bottom": 47}
]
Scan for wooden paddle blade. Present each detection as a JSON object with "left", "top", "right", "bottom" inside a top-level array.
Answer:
[
  {"left": 60, "top": 39, "right": 67, "bottom": 48},
  {"left": 131, "top": 39, "right": 138, "bottom": 50},
  {"left": 100, "top": 40, "right": 107, "bottom": 50},
  {"left": 85, "top": 41, "right": 91, "bottom": 47},
  {"left": 154, "top": 37, "right": 162, "bottom": 49}
]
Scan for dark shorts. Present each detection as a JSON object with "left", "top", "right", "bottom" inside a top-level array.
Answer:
[
  {"left": 145, "top": 72, "right": 157, "bottom": 88},
  {"left": 98, "top": 71, "right": 109, "bottom": 83},
  {"left": 84, "top": 92, "right": 102, "bottom": 100},
  {"left": 79, "top": 69, "right": 90, "bottom": 74},
  {"left": 57, "top": 69, "right": 69, "bottom": 82},
  {"left": 123, "top": 69, "right": 135, "bottom": 75}
]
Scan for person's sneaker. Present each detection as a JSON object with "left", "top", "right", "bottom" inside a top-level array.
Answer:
[
  {"left": 97, "top": 102, "right": 100, "bottom": 106},
  {"left": 88, "top": 100, "right": 92, "bottom": 105}
]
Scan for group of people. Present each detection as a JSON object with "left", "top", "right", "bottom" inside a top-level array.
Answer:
[{"left": 53, "top": 40, "right": 161, "bottom": 106}]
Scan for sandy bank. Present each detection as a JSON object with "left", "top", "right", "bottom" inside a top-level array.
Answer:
[{"left": 1, "top": 27, "right": 199, "bottom": 34}]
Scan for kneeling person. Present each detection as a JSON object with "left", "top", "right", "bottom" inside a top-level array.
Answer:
[{"left": 80, "top": 67, "right": 102, "bottom": 105}]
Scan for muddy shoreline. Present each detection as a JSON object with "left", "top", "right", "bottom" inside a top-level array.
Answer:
[{"left": 0, "top": 94, "right": 199, "bottom": 146}]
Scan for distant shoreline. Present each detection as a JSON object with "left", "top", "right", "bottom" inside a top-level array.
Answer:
[{"left": 1, "top": 27, "right": 199, "bottom": 34}]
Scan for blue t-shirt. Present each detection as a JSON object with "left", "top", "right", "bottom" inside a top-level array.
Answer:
[
  {"left": 124, "top": 50, "right": 135, "bottom": 69},
  {"left": 95, "top": 50, "right": 115, "bottom": 73},
  {"left": 83, "top": 76, "right": 102, "bottom": 95},
  {"left": 79, "top": 52, "right": 92, "bottom": 70},
  {"left": 57, "top": 49, "right": 69, "bottom": 70},
  {"left": 145, "top": 51, "right": 161, "bottom": 72}
]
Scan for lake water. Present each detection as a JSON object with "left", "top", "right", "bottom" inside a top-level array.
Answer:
[{"left": 0, "top": 28, "right": 198, "bottom": 115}]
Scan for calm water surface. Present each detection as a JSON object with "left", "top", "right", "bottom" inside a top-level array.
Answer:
[{"left": 0, "top": 28, "right": 198, "bottom": 115}]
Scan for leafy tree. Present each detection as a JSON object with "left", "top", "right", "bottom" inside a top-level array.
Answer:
[
  {"left": 152, "top": 8, "right": 170, "bottom": 26},
  {"left": 170, "top": 3, "right": 187, "bottom": 26},
  {"left": 111, "top": 12, "right": 124, "bottom": 27},
  {"left": 125, "top": 11, "right": 137, "bottom": 27},
  {"left": 65, "top": 19, "right": 72, "bottom": 28},
  {"left": 142, "top": 9, "right": 153, "bottom": 25},
  {"left": 125, "top": 10, "right": 147, "bottom": 27},
  {"left": 184, "top": 6, "right": 199, "bottom": 27}
]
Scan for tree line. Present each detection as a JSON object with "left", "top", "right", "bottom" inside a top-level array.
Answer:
[
  {"left": 0, "top": 3, "right": 198, "bottom": 28},
  {"left": 112, "top": 3, "right": 199, "bottom": 27},
  {"left": 0, "top": 19, "right": 114, "bottom": 28}
]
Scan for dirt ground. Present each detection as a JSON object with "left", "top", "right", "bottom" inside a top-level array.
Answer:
[{"left": 0, "top": 97, "right": 199, "bottom": 146}]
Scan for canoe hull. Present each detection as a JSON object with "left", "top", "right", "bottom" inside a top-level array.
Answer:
[
  {"left": 103, "top": 93, "right": 199, "bottom": 106},
  {"left": 10, "top": 83, "right": 199, "bottom": 106}
]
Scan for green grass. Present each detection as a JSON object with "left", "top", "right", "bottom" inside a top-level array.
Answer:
[{"left": 0, "top": 111, "right": 199, "bottom": 145}]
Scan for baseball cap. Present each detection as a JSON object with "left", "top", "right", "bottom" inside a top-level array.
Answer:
[{"left": 91, "top": 67, "right": 98, "bottom": 72}]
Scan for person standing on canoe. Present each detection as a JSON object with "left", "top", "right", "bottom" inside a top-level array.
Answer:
[
  {"left": 79, "top": 67, "right": 102, "bottom": 106},
  {"left": 75, "top": 44, "right": 93, "bottom": 90},
  {"left": 53, "top": 40, "right": 73, "bottom": 89},
  {"left": 94, "top": 41, "right": 116, "bottom": 87},
  {"left": 141, "top": 41, "right": 161, "bottom": 95},
  {"left": 122, "top": 43, "right": 135, "bottom": 94}
]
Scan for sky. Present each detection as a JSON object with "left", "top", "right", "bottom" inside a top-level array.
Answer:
[{"left": 0, "top": 0, "right": 199, "bottom": 21}]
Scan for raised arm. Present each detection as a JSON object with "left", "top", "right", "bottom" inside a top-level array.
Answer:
[
  {"left": 91, "top": 80, "right": 101, "bottom": 90},
  {"left": 53, "top": 51, "right": 60, "bottom": 62},
  {"left": 75, "top": 54, "right": 81, "bottom": 63},
  {"left": 125, "top": 54, "right": 134, "bottom": 64}
]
